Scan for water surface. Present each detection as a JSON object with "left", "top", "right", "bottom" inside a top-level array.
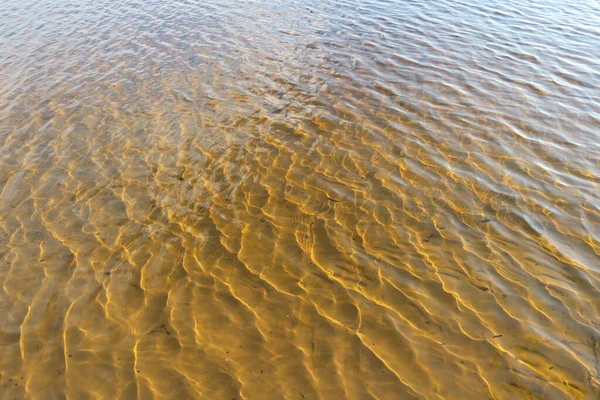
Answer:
[{"left": 1, "top": 0, "right": 600, "bottom": 398}]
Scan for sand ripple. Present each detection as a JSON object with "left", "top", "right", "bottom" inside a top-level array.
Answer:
[{"left": 1, "top": 0, "right": 600, "bottom": 398}]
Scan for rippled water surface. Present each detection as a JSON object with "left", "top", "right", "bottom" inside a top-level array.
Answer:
[{"left": 1, "top": 0, "right": 600, "bottom": 398}]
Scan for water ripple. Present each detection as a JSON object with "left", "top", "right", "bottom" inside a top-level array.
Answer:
[{"left": 1, "top": 0, "right": 600, "bottom": 398}]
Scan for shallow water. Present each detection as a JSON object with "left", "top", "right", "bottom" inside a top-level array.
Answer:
[{"left": 1, "top": 0, "right": 600, "bottom": 398}]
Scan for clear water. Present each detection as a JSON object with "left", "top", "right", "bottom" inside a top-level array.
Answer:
[{"left": 1, "top": 0, "right": 600, "bottom": 398}]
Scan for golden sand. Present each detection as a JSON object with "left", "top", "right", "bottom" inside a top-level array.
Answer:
[{"left": 1, "top": 0, "right": 600, "bottom": 398}]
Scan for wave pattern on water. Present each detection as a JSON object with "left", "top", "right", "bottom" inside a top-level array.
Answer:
[{"left": 1, "top": 0, "right": 600, "bottom": 398}]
